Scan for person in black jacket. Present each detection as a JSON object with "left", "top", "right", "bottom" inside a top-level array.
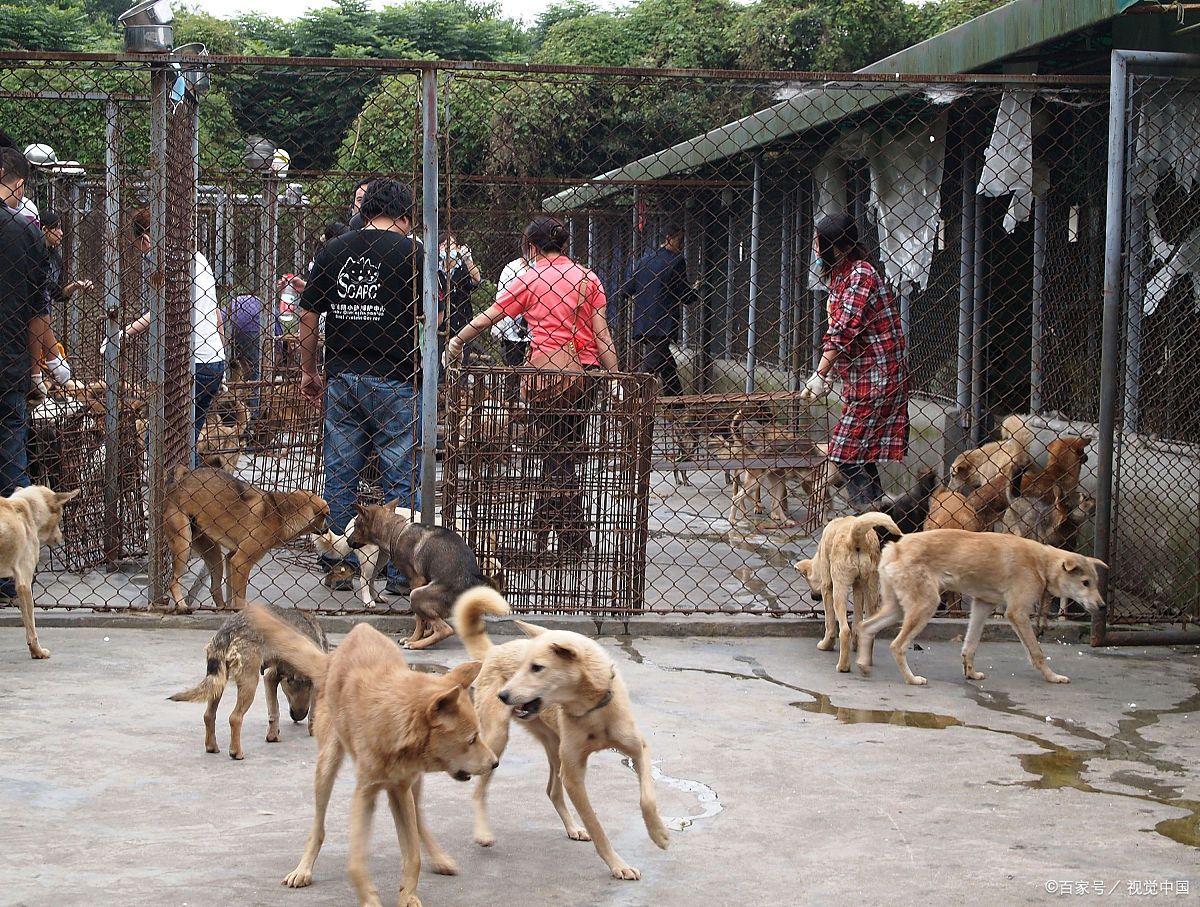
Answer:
[{"left": 621, "top": 223, "right": 698, "bottom": 397}]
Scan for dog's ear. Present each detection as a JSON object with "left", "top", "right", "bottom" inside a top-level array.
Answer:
[
  {"left": 549, "top": 642, "right": 577, "bottom": 661},
  {"left": 1061, "top": 559, "right": 1082, "bottom": 575},
  {"left": 53, "top": 489, "right": 81, "bottom": 506},
  {"left": 383, "top": 498, "right": 403, "bottom": 511},
  {"left": 794, "top": 559, "right": 812, "bottom": 578},
  {"left": 514, "top": 620, "right": 546, "bottom": 638},
  {"left": 447, "top": 660, "right": 482, "bottom": 688},
  {"left": 427, "top": 684, "right": 462, "bottom": 720},
  {"left": 1089, "top": 556, "right": 1109, "bottom": 571},
  {"left": 353, "top": 502, "right": 368, "bottom": 519}
]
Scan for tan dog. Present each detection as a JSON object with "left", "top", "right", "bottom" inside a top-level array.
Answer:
[
  {"left": 795, "top": 512, "right": 902, "bottom": 672},
  {"left": 163, "top": 467, "right": 328, "bottom": 613},
  {"left": 0, "top": 485, "right": 80, "bottom": 659},
  {"left": 169, "top": 603, "right": 328, "bottom": 759},
  {"left": 453, "top": 588, "right": 669, "bottom": 881},
  {"left": 925, "top": 470, "right": 1015, "bottom": 532},
  {"left": 246, "top": 604, "right": 498, "bottom": 907},
  {"left": 856, "top": 529, "right": 1106, "bottom": 686},
  {"left": 948, "top": 438, "right": 1030, "bottom": 494},
  {"left": 198, "top": 391, "right": 250, "bottom": 472}
]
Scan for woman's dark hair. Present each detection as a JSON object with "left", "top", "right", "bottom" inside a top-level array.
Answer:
[
  {"left": 359, "top": 179, "right": 413, "bottom": 222},
  {"left": 522, "top": 214, "right": 569, "bottom": 254},
  {"left": 41, "top": 211, "right": 62, "bottom": 230},
  {"left": 323, "top": 221, "right": 349, "bottom": 242},
  {"left": 130, "top": 206, "right": 151, "bottom": 240},
  {"left": 814, "top": 212, "right": 869, "bottom": 275}
]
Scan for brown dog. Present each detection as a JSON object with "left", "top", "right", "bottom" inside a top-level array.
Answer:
[
  {"left": 453, "top": 588, "right": 669, "bottom": 881},
  {"left": 246, "top": 604, "right": 497, "bottom": 907},
  {"left": 164, "top": 467, "right": 327, "bottom": 613},
  {"left": 169, "top": 603, "right": 328, "bottom": 759},
  {"left": 1020, "top": 436, "right": 1089, "bottom": 500},
  {"left": 856, "top": 529, "right": 1106, "bottom": 686},
  {"left": 795, "top": 512, "right": 902, "bottom": 672},
  {"left": 948, "top": 438, "right": 1029, "bottom": 495},
  {"left": 925, "top": 470, "right": 1016, "bottom": 532},
  {"left": 349, "top": 501, "right": 499, "bottom": 650},
  {"left": 198, "top": 391, "right": 250, "bottom": 472},
  {"left": 0, "top": 485, "right": 80, "bottom": 659}
]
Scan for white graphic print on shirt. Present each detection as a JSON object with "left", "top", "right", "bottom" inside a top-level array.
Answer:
[{"left": 334, "top": 255, "right": 384, "bottom": 320}]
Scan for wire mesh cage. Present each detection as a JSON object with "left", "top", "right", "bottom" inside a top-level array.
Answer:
[{"left": 0, "top": 51, "right": 1193, "bottom": 635}]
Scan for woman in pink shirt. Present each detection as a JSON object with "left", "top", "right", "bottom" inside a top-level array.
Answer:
[{"left": 445, "top": 215, "right": 619, "bottom": 555}]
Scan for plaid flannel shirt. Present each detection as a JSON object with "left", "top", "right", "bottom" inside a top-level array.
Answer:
[{"left": 823, "top": 259, "right": 909, "bottom": 463}]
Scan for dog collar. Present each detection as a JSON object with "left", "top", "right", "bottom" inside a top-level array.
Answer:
[{"left": 581, "top": 667, "right": 616, "bottom": 716}]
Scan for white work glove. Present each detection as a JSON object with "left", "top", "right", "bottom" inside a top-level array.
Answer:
[
  {"left": 45, "top": 355, "right": 73, "bottom": 385},
  {"left": 443, "top": 336, "right": 464, "bottom": 368},
  {"left": 799, "top": 371, "right": 832, "bottom": 402}
]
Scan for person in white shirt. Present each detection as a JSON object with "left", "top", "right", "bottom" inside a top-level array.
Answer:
[
  {"left": 112, "top": 207, "right": 226, "bottom": 440},
  {"left": 491, "top": 250, "right": 530, "bottom": 397}
]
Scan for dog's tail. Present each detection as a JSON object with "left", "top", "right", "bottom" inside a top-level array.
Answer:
[
  {"left": 244, "top": 603, "right": 330, "bottom": 689},
  {"left": 168, "top": 653, "right": 227, "bottom": 704},
  {"left": 851, "top": 512, "right": 904, "bottom": 547},
  {"left": 452, "top": 586, "right": 511, "bottom": 661}
]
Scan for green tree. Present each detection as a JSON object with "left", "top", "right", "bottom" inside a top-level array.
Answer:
[
  {"left": 173, "top": 9, "right": 245, "bottom": 56},
  {"left": 0, "top": 0, "right": 91, "bottom": 51}
]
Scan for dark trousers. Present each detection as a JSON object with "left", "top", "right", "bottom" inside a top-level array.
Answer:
[
  {"left": 637, "top": 334, "right": 681, "bottom": 397},
  {"left": 193, "top": 362, "right": 225, "bottom": 442},
  {"left": 839, "top": 461, "right": 882, "bottom": 509},
  {"left": 0, "top": 382, "right": 29, "bottom": 497},
  {"left": 500, "top": 338, "right": 528, "bottom": 399}
]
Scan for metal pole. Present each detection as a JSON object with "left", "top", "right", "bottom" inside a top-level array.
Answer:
[
  {"left": 789, "top": 183, "right": 805, "bottom": 390},
  {"left": 102, "top": 99, "right": 120, "bottom": 568},
  {"left": 1096, "top": 49, "right": 1132, "bottom": 592},
  {"left": 898, "top": 284, "right": 910, "bottom": 346},
  {"left": 970, "top": 183, "right": 987, "bottom": 444},
  {"left": 66, "top": 180, "right": 82, "bottom": 356},
  {"left": 1123, "top": 196, "right": 1146, "bottom": 433},
  {"left": 778, "top": 187, "right": 791, "bottom": 366},
  {"left": 147, "top": 63, "right": 169, "bottom": 604},
  {"left": 724, "top": 209, "right": 735, "bottom": 364},
  {"left": 957, "top": 150, "right": 975, "bottom": 430},
  {"left": 587, "top": 214, "right": 595, "bottom": 268},
  {"left": 745, "top": 156, "right": 762, "bottom": 394},
  {"left": 1030, "top": 192, "right": 1047, "bottom": 412},
  {"left": 188, "top": 103, "right": 201, "bottom": 471},
  {"left": 215, "top": 184, "right": 227, "bottom": 286},
  {"left": 419, "top": 68, "right": 440, "bottom": 528},
  {"left": 261, "top": 174, "right": 279, "bottom": 390}
]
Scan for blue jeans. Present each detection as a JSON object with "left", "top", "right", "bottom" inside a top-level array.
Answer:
[
  {"left": 322, "top": 373, "right": 420, "bottom": 581},
  {"left": 194, "top": 362, "right": 225, "bottom": 442},
  {"left": 0, "top": 382, "right": 28, "bottom": 597}
]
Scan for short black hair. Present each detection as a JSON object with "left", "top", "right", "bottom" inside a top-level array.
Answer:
[
  {"left": 0, "top": 146, "right": 29, "bottom": 185},
  {"left": 661, "top": 222, "right": 684, "bottom": 241},
  {"left": 814, "top": 211, "right": 867, "bottom": 272},
  {"left": 41, "top": 211, "right": 62, "bottom": 230},
  {"left": 359, "top": 178, "right": 413, "bottom": 222},
  {"left": 353, "top": 176, "right": 375, "bottom": 194},
  {"left": 323, "top": 220, "right": 349, "bottom": 242}
]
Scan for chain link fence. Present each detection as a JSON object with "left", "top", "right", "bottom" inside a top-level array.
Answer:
[{"left": 1, "top": 52, "right": 1194, "bottom": 632}]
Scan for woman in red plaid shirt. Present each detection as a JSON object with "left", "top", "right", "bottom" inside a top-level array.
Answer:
[{"left": 802, "top": 213, "right": 909, "bottom": 508}]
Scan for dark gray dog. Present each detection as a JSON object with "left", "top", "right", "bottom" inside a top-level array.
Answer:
[
  {"left": 349, "top": 502, "right": 501, "bottom": 650},
  {"left": 169, "top": 603, "right": 329, "bottom": 759}
]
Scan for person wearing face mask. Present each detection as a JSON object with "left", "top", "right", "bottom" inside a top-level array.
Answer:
[{"left": 801, "top": 212, "right": 908, "bottom": 509}]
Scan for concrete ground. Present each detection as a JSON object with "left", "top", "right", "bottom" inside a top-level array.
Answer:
[{"left": 2, "top": 626, "right": 1198, "bottom": 906}]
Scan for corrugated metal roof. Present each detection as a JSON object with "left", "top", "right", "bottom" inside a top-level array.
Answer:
[{"left": 544, "top": 0, "right": 1129, "bottom": 211}]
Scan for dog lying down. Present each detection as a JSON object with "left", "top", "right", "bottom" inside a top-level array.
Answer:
[
  {"left": 855, "top": 529, "right": 1106, "bottom": 686},
  {"left": 453, "top": 587, "right": 669, "bottom": 881},
  {"left": 169, "top": 603, "right": 328, "bottom": 760},
  {"left": 246, "top": 603, "right": 497, "bottom": 907}
]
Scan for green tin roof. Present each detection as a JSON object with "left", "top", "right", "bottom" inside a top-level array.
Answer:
[{"left": 544, "top": 0, "right": 1132, "bottom": 211}]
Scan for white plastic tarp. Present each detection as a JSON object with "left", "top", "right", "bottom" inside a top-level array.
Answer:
[{"left": 977, "top": 90, "right": 1036, "bottom": 233}]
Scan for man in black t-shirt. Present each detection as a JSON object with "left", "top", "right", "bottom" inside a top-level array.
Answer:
[{"left": 300, "top": 178, "right": 422, "bottom": 595}]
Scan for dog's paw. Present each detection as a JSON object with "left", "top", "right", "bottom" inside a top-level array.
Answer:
[
  {"left": 815, "top": 637, "right": 835, "bottom": 652},
  {"left": 205, "top": 743, "right": 219, "bottom": 754},
  {"left": 474, "top": 833, "right": 496, "bottom": 848},
  {"left": 266, "top": 732, "right": 280, "bottom": 743},
  {"left": 856, "top": 661, "right": 872, "bottom": 677},
  {"left": 906, "top": 675, "right": 929, "bottom": 686},
  {"left": 398, "top": 894, "right": 422, "bottom": 907},
  {"left": 610, "top": 863, "right": 641, "bottom": 881},
  {"left": 28, "top": 646, "right": 50, "bottom": 659},
  {"left": 965, "top": 669, "right": 986, "bottom": 681},
  {"left": 428, "top": 856, "right": 458, "bottom": 876},
  {"left": 649, "top": 824, "right": 669, "bottom": 850},
  {"left": 282, "top": 868, "right": 313, "bottom": 888},
  {"left": 566, "top": 827, "right": 591, "bottom": 842},
  {"left": 1046, "top": 673, "right": 1071, "bottom": 684},
  {"left": 229, "top": 750, "right": 245, "bottom": 761}
]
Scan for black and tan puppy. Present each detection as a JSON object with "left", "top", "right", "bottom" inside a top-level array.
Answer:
[
  {"left": 169, "top": 603, "right": 329, "bottom": 760},
  {"left": 349, "top": 501, "right": 500, "bottom": 650}
]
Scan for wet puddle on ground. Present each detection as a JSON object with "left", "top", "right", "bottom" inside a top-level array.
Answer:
[
  {"left": 617, "top": 639, "right": 1200, "bottom": 849},
  {"left": 620, "top": 758, "right": 723, "bottom": 831}
]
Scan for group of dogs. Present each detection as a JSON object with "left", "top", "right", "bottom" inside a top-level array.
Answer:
[
  {"left": 1, "top": 407, "right": 1107, "bottom": 905},
  {"left": 796, "top": 414, "right": 1105, "bottom": 685}
]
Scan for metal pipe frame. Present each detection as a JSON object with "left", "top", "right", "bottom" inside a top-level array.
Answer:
[
  {"left": 970, "top": 179, "right": 987, "bottom": 445},
  {"left": 956, "top": 147, "right": 975, "bottom": 431},
  {"left": 1030, "top": 191, "right": 1047, "bottom": 412},
  {"left": 419, "top": 68, "right": 440, "bottom": 527},
  {"left": 146, "top": 63, "right": 169, "bottom": 604},
  {"left": 1092, "top": 48, "right": 1200, "bottom": 648},
  {"left": 102, "top": 99, "right": 121, "bottom": 568},
  {"left": 744, "top": 156, "right": 762, "bottom": 394}
]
